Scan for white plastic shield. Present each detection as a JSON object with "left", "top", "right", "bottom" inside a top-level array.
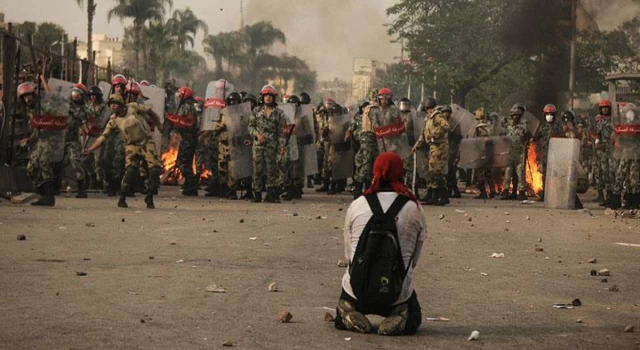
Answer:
[
  {"left": 39, "top": 78, "right": 73, "bottom": 162},
  {"left": 295, "top": 105, "right": 318, "bottom": 176},
  {"left": 544, "top": 138, "right": 580, "bottom": 209},
  {"left": 98, "top": 81, "right": 111, "bottom": 98},
  {"left": 280, "top": 103, "right": 299, "bottom": 162},
  {"left": 141, "top": 85, "right": 166, "bottom": 155},
  {"left": 450, "top": 104, "right": 478, "bottom": 138},
  {"left": 202, "top": 79, "right": 234, "bottom": 131},
  {"left": 224, "top": 102, "right": 254, "bottom": 180},
  {"left": 329, "top": 111, "right": 355, "bottom": 180}
]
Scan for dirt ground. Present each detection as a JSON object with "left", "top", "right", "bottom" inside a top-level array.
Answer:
[{"left": 1, "top": 187, "right": 639, "bottom": 350}]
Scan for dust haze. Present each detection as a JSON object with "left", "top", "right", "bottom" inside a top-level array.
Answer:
[
  {"left": 244, "top": 0, "right": 399, "bottom": 81},
  {"left": 581, "top": 0, "right": 640, "bottom": 30}
]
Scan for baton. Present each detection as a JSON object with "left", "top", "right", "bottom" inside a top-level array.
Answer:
[{"left": 412, "top": 152, "right": 417, "bottom": 193}]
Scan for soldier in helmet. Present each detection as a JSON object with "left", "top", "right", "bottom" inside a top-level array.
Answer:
[
  {"left": 316, "top": 98, "right": 335, "bottom": 193},
  {"left": 594, "top": 100, "right": 616, "bottom": 207},
  {"left": 346, "top": 100, "right": 372, "bottom": 199},
  {"left": 411, "top": 97, "right": 450, "bottom": 206},
  {"left": 85, "top": 86, "right": 109, "bottom": 188},
  {"left": 165, "top": 87, "right": 199, "bottom": 196},
  {"left": 247, "top": 85, "right": 287, "bottom": 203},
  {"left": 281, "top": 95, "right": 305, "bottom": 200},
  {"left": 472, "top": 107, "right": 496, "bottom": 199},
  {"left": 62, "top": 83, "right": 91, "bottom": 198},
  {"left": 501, "top": 104, "right": 529, "bottom": 200},
  {"left": 534, "top": 104, "right": 563, "bottom": 200},
  {"left": 217, "top": 92, "right": 243, "bottom": 199},
  {"left": 83, "top": 93, "right": 164, "bottom": 209},
  {"left": 102, "top": 75, "right": 128, "bottom": 196}
]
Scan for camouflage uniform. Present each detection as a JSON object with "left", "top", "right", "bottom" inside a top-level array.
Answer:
[
  {"left": 63, "top": 102, "right": 89, "bottom": 183},
  {"left": 536, "top": 120, "right": 563, "bottom": 195},
  {"left": 25, "top": 106, "right": 64, "bottom": 188},
  {"left": 415, "top": 110, "right": 449, "bottom": 189},
  {"left": 350, "top": 112, "right": 377, "bottom": 184},
  {"left": 576, "top": 123, "right": 594, "bottom": 180},
  {"left": 502, "top": 119, "right": 529, "bottom": 194},
  {"left": 594, "top": 115, "right": 616, "bottom": 192},
  {"left": 169, "top": 101, "right": 199, "bottom": 192},
  {"left": 249, "top": 105, "right": 286, "bottom": 193},
  {"left": 472, "top": 120, "right": 494, "bottom": 195},
  {"left": 315, "top": 109, "right": 326, "bottom": 182}
]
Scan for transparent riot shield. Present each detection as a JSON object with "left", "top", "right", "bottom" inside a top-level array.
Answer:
[
  {"left": 522, "top": 111, "right": 541, "bottom": 136},
  {"left": 613, "top": 103, "right": 640, "bottom": 161},
  {"left": 280, "top": 103, "right": 299, "bottom": 162},
  {"left": 202, "top": 79, "right": 234, "bottom": 131},
  {"left": 450, "top": 104, "right": 478, "bottom": 138},
  {"left": 369, "top": 105, "right": 411, "bottom": 159},
  {"left": 225, "top": 102, "right": 253, "bottom": 180},
  {"left": 458, "top": 136, "right": 511, "bottom": 169},
  {"left": 36, "top": 79, "right": 73, "bottom": 162},
  {"left": 294, "top": 104, "right": 318, "bottom": 176},
  {"left": 98, "top": 81, "right": 111, "bottom": 98},
  {"left": 411, "top": 110, "right": 429, "bottom": 178},
  {"left": 141, "top": 85, "right": 166, "bottom": 155},
  {"left": 544, "top": 138, "right": 580, "bottom": 209},
  {"left": 329, "top": 111, "right": 354, "bottom": 180}
]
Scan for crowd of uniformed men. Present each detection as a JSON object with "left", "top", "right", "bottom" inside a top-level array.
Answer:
[{"left": 13, "top": 73, "right": 640, "bottom": 210}]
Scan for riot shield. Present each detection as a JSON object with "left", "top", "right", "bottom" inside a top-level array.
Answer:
[
  {"left": 458, "top": 136, "right": 511, "bottom": 169},
  {"left": 329, "top": 111, "right": 354, "bottom": 180},
  {"left": 294, "top": 104, "right": 318, "bottom": 176},
  {"left": 202, "top": 79, "right": 234, "bottom": 131},
  {"left": 141, "top": 85, "right": 166, "bottom": 155},
  {"left": 280, "top": 103, "right": 299, "bottom": 162},
  {"left": 450, "top": 104, "right": 478, "bottom": 138},
  {"left": 522, "top": 111, "right": 541, "bottom": 136},
  {"left": 98, "top": 81, "right": 111, "bottom": 98},
  {"left": 411, "top": 110, "right": 429, "bottom": 178},
  {"left": 544, "top": 138, "right": 580, "bottom": 209},
  {"left": 224, "top": 102, "right": 253, "bottom": 180},
  {"left": 84, "top": 103, "right": 112, "bottom": 148},
  {"left": 613, "top": 103, "right": 640, "bottom": 161},
  {"left": 37, "top": 79, "right": 73, "bottom": 162},
  {"left": 370, "top": 105, "right": 411, "bottom": 159}
]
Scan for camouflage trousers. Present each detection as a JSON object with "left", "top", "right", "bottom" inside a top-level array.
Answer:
[
  {"left": 614, "top": 159, "right": 640, "bottom": 195},
  {"left": 205, "top": 134, "right": 224, "bottom": 184},
  {"left": 177, "top": 132, "right": 197, "bottom": 178},
  {"left": 595, "top": 149, "right": 616, "bottom": 192},
  {"left": 27, "top": 139, "right": 56, "bottom": 187},
  {"left": 427, "top": 142, "right": 448, "bottom": 189},
  {"left": 122, "top": 144, "right": 161, "bottom": 193},
  {"left": 502, "top": 153, "right": 526, "bottom": 193},
  {"left": 63, "top": 141, "right": 87, "bottom": 181},
  {"left": 252, "top": 145, "right": 280, "bottom": 191},
  {"left": 279, "top": 154, "right": 304, "bottom": 188},
  {"left": 219, "top": 141, "right": 236, "bottom": 189},
  {"left": 353, "top": 134, "right": 378, "bottom": 183},
  {"left": 103, "top": 131, "right": 126, "bottom": 184},
  {"left": 321, "top": 141, "right": 332, "bottom": 178}
]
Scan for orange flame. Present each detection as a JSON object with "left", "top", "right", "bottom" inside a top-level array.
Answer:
[
  {"left": 161, "top": 133, "right": 212, "bottom": 185},
  {"left": 525, "top": 143, "right": 544, "bottom": 196}
]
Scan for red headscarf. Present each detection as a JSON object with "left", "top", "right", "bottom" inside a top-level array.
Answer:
[{"left": 364, "top": 152, "right": 418, "bottom": 204}]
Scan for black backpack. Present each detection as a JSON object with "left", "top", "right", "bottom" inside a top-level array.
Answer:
[{"left": 349, "top": 194, "right": 412, "bottom": 306}]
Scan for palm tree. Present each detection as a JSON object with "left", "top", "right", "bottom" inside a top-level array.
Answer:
[
  {"left": 107, "top": 0, "right": 173, "bottom": 77},
  {"left": 242, "top": 21, "right": 286, "bottom": 91},
  {"left": 74, "top": 0, "right": 97, "bottom": 65},
  {"left": 167, "top": 8, "right": 208, "bottom": 51},
  {"left": 203, "top": 31, "right": 245, "bottom": 75}
]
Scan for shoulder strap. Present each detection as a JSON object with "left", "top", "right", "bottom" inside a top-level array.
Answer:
[
  {"left": 365, "top": 193, "right": 410, "bottom": 218},
  {"left": 386, "top": 195, "right": 410, "bottom": 219},
  {"left": 364, "top": 194, "right": 384, "bottom": 216}
]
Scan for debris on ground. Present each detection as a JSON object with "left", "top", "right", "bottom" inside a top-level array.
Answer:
[
  {"left": 608, "top": 285, "right": 620, "bottom": 292},
  {"left": 324, "top": 312, "right": 335, "bottom": 322},
  {"left": 170, "top": 241, "right": 177, "bottom": 246},
  {"left": 425, "top": 317, "right": 451, "bottom": 322},
  {"left": 205, "top": 284, "right": 227, "bottom": 293},
  {"left": 268, "top": 282, "right": 278, "bottom": 292},
  {"left": 292, "top": 212, "right": 299, "bottom": 217},
  {"left": 239, "top": 219, "right": 244, "bottom": 223},
  {"left": 552, "top": 304, "right": 574, "bottom": 309},
  {"left": 588, "top": 258, "right": 597, "bottom": 264},
  {"left": 604, "top": 208, "right": 618, "bottom": 218},
  {"left": 480, "top": 272, "right": 489, "bottom": 276},
  {"left": 535, "top": 247, "right": 544, "bottom": 252},
  {"left": 16, "top": 234, "right": 26, "bottom": 241},
  {"left": 601, "top": 278, "right": 608, "bottom": 283},
  {"left": 439, "top": 214, "right": 445, "bottom": 220},
  {"left": 85, "top": 223, "right": 96, "bottom": 227},
  {"left": 572, "top": 299, "right": 582, "bottom": 306},
  {"left": 222, "top": 341, "right": 234, "bottom": 347},
  {"left": 625, "top": 325, "right": 635, "bottom": 333},
  {"left": 277, "top": 311, "right": 293, "bottom": 323},
  {"left": 337, "top": 259, "right": 348, "bottom": 267},
  {"left": 576, "top": 319, "right": 583, "bottom": 323},
  {"left": 76, "top": 271, "right": 87, "bottom": 276},
  {"left": 490, "top": 253, "right": 505, "bottom": 258},
  {"left": 468, "top": 330, "right": 480, "bottom": 341},
  {"left": 175, "top": 259, "right": 184, "bottom": 263},
  {"left": 598, "top": 269, "right": 610, "bottom": 276}
]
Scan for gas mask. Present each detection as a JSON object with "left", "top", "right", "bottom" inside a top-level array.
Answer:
[
  {"left": 545, "top": 114, "right": 555, "bottom": 123},
  {"left": 626, "top": 109, "right": 636, "bottom": 122}
]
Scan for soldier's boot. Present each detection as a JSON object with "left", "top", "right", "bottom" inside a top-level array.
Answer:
[
  {"left": 293, "top": 186, "right": 303, "bottom": 199},
  {"left": 31, "top": 182, "right": 55, "bottom": 207},
  {"left": 352, "top": 182, "right": 363, "bottom": 199},
  {"left": 118, "top": 192, "right": 128, "bottom": 208},
  {"left": 281, "top": 186, "right": 295, "bottom": 201},
  {"left": 265, "top": 187, "right": 280, "bottom": 203},
  {"left": 251, "top": 191, "right": 262, "bottom": 203},
  {"left": 75, "top": 178, "right": 88, "bottom": 198},
  {"left": 378, "top": 304, "right": 409, "bottom": 336},
  {"left": 631, "top": 193, "right": 640, "bottom": 209},
  {"left": 316, "top": 178, "right": 330, "bottom": 192},
  {"left": 500, "top": 189, "right": 511, "bottom": 200},
  {"left": 422, "top": 188, "right": 438, "bottom": 205},
  {"left": 335, "top": 299, "right": 373, "bottom": 334},
  {"left": 451, "top": 184, "right": 462, "bottom": 198},
  {"left": 609, "top": 193, "right": 622, "bottom": 210},
  {"left": 420, "top": 188, "right": 433, "bottom": 202},
  {"left": 487, "top": 179, "right": 496, "bottom": 198},
  {"left": 182, "top": 176, "right": 199, "bottom": 196},
  {"left": 204, "top": 182, "right": 221, "bottom": 197},
  {"left": 474, "top": 185, "right": 488, "bottom": 199},
  {"left": 226, "top": 189, "right": 238, "bottom": 200},
  {"left": 594, "top": 189, "right": 605, "bottom": 203},
  {"left": 327, "top": 180, "right": 337, "bottom": 195},
  {"left": 622, "top": 193, "right": 632, "bottom": 209},
  {"left": 435, "top": 188, "right": 450, "bottom": 206},
  {"left": 146, "top": 167, "right": 161, "bottom": 208},
  {"left": 307, "top": 176, "right": 314, "bottom": 188},
  {"left": 144, "top": 194, "right": 155, "bottom": 209},
  {"left": 602, "top": 190, "right": 613, "bottom": 207},
  {"left": 574, "top": 195, "right": 584, "bottom": 210},
  {"left": 518, "top": 191, "right": 528, "bottom": 201}
]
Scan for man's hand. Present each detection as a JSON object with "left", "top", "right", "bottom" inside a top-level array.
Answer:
[
  {"left": 410, "top": 145, "right": 417, "bottom": 155},
  {"left": 81, "top": 148, "right": 91, "bottom": 156},
  {"left": 256, "top": 134, "right": 265, "bottom": 145},
  {"left": 344, "top": 130, "right": 351, "bottom": 143},
  {"left": 244, "top": 139, "right": 252, "bottom": 146},
  {"left": 280, "top": 147, "right": 286, "bottom": 156}
]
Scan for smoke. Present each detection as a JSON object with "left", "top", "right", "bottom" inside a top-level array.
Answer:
[
  {"left": 580, "top": 0, "right": 640, "bottom": 31},
  {"left": 244, "top": 0, "right": 399, "bottom": 81}
]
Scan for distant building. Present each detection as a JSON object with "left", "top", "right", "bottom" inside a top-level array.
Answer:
[
  {"left": 0, "top": 8, "right": 6, "bottom": 30},
  {"left": 77, "top": 34, "right": 125, "bottom": 68},
  {"left": 317, "top": 78, "right": 351, "bottom": 105},
  {"left": 351, "top": 58, "right": 388, "bottom": 101}
]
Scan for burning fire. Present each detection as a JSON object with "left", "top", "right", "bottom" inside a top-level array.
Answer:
[
  {"left": 161, "top": 133, "right": 212, "bottom": 185},
  {"left": 525, "top": 142, "right": 544, "bottom": 196}
]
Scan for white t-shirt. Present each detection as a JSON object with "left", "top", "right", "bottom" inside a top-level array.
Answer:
[{"left": 341, "top": 192, "right": 427, "bottom": 305}]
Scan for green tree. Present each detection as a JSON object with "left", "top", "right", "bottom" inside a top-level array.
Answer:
[
  {"left": 74, "top": 0, "right": 97, "bottom": 63},
  {"left": 167, "top": 8, "right": 208, "bottom": 51},
  {"left": 107, "top": 0, "right": 173, "bottom": 77}
]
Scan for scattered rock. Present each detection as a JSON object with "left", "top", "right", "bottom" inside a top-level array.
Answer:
[
  {"left": 590, "top": 270, "right": 598, "bottom": 276},
  {"left": 249, "top": 237, "right": 258, "bottom": 241},
  {"left": 316, "top": 215, "right": 322, "bottom": 219},
  {"left": 601, "top": 278, "right": 608, "bottom": 283},
  {"left": 222, "top": 341, "right": 234, "bottom": 347},
  {"left": 16, "top": 234, "right": 26, "bottom": 241},
  {"left": 149, "top": 256, "right": 154, "bottom": 260},
  {"left": 140, "top": 319, "right": 146, "bottom": 323},
  {"left": 535, "top": 247, "right": 544, "bottom": 252},
  {"left": 608, "top": 285, "right": 620, "bottom": 292},
  {"left": 467, "top": 217, "right": 473, "bottom": 222},
  {"left": 338, "top": 208, "right": 343, "bottom": 211},
  {"left": 85, "top": 223, "right": 96, "bottom": 227},
  {"left": 490, "top": 253, "right": 505, "bottom": 258},
  {"left": 268, "top": 282, "right": 278, "bottom": 292},
  {"left": 170, "top": 241, "right": 177, "bottom": 246},
  {"left": 121, "top": 218, "right": 125, "bottom": 222},
  {"left": 505, "top": 220, "right": 511, "bottom": 223},
  {"left": 239, "top": 219, "right": 244, "bottom": 223},
  {"left": 598, "top": 269, "right": 610, "bottom": 276},
  {"left": 277, "top": 311, "right": 293, "bottom": 323},
  {"left": 526, "top": 215, "right": 531, "bottom": 221},
  {"left": 468, "top": 330, "right": 480, "bottom": 341},
  {"left": 205, "top": 284, "right": 227, "bottom": 293},
  {"left": 439, "top": 214, "right": 445, "bottom": 220},
  {"left": 504, "top": 211, "right": 510, "bottom": 215},
  {"left": 571, "top": 298, "right": 582, "bottom": 306},
  {"left": 604, "top": 208, "right": 618, "bottom": 219},
  {"left": 576, "top": 319, "right": 583, "bottom": 323},
  {"left": 480, "top": 272, "right": 489, "bottom": 276},
  {"left": 76, "top": 271, "right": 87, "bottom": 276},
  {"left": 625, "top": 325, "right": 635, "bottom": 333},
  {"left": 292, "top": 212, "right": 299, "bottom": 217},
  {"left": 175, "top": 259, "right": 185, "bottom": 263},
  {"left": 504, "top": 228, "right": 509, "bottom": 232},
  {"left": 588, "top": 258, "right": 597, "bottom": 264},
  {"left": 324, "top": 312, "right": 335, "bottom": 322},
  {"left": 337, "top": 259, "right": 348, "bottom": 267}
]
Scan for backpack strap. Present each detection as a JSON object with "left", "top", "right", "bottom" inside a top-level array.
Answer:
[
  {"left": 364, "top": 194, "right": 384, "bottom": 216},
  {"left": 385, "top": 195, "right": 410, "bottom": 219}
]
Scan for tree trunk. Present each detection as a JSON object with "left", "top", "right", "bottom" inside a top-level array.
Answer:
[
  {"left": 134, "top": 22, "right": 141, "bottom": 78},
  {"left": 87, "top": 0, "right": 95, "bottom": 66}
]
